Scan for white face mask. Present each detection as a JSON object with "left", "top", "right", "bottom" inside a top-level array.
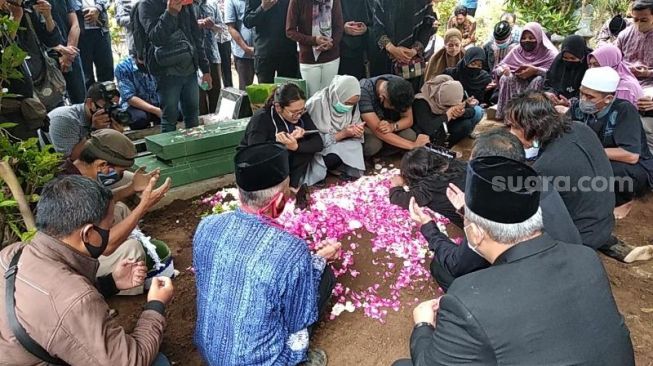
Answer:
[
  {"left": 464, "top": 224, "right": 482, "bottom": 255},
  {"left": 524, "top": 140, "right": 540, "bottom": 161}
]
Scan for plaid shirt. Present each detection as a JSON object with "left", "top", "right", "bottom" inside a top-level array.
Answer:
[{"left": 115, "top": 57, "right": 159, "bottom": 109}]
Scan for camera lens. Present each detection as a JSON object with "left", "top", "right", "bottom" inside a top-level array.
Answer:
[{"left": 112, "top": 109, "right": 132, "bottom": 125}]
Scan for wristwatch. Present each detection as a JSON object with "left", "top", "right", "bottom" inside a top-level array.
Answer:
[
  {"left": 413, "top": 322, "right": 435, "bottom": 331},
  {"left": 393, "top": 122, "right": 399, "bottom": 132}
]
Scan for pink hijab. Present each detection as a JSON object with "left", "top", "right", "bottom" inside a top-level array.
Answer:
[
  {"left": 589, "top": 45, "right": 644, "bottom": 106},
  {"left": 500, "top": 22, "right": 558, "bottom": 72}
]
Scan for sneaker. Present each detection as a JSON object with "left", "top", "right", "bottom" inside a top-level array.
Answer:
[
  {"left": 301, "top": 348, "right": 327, "bottom": 366},
  {"left": 623, "top": 245, "right": 653, "bottom": 263}
]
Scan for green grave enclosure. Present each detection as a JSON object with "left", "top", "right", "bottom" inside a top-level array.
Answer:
[
  {"left": 273, "top": 77, "right": 308, "bottom": 96},
  {"left": 245, "top": 77, "right": 308, "bottom": 107},
  {"left": 134, "top": 118, "right": 249, "bottom": 188},
  {"left": 246, "top": 84, "right": 276, "bottom": 106}
]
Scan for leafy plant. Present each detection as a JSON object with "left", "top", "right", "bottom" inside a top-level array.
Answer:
[
  {"left": 435, "top": 0, "right": 459, "bottom": 36},
  {"left": 506, "top": 0, "right": 580, "bottom": 35},
  {"left": 0, "top": 15, "right": 61, "bottom": 246},
  {"left": 0, "top": 132, "right": 61, "bottom": 244},
  {"left": 107, "top": 3, "right": 127, "bottom": 64}
]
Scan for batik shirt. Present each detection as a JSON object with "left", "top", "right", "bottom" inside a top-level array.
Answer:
[
  {"left": 193, "top": 209, "right": 325, "bottom": 366},
  {"left": 114, "top": 57, "right": 159, "bottom": 109},
  {"left": 616, "top": 25, "right": 653, "bottom": 87}
]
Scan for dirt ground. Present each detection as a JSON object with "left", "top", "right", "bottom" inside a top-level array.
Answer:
[{"left": 109, "top": 132, "right": 653, "bottom": 366}]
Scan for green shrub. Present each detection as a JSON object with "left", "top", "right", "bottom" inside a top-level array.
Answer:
[
  {"left": 506, "top": 0, "right": 580, "bottom": 35},
  {"left": 0, "top": 16, "right": 62, "bottom": 246}
]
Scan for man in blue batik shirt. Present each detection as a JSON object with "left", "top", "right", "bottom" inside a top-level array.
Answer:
[
  {"left": 115, "top": 54, "right": 161, "bottom": 130},
  {"left": 193, "top": 143, "right": 338, "bottom": 366}
]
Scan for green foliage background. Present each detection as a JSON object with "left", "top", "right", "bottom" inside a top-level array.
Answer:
[{"left": 0, "top": 15, "right": 62, "bottom": 246}]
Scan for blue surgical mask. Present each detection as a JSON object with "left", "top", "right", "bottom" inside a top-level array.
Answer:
[
  {"left": 97, "top": 168, "right": 121, "bottom": 186},
  {"left": 333, "top": 101, "right": 353, "bottom": 114},
  {"left": 496, "top": 40, "right": 511, "bottom": 49},
  {"left": 524, "top": 140, "right": 540, "bottom": 161},
  {"left": 579, "top": 99, "right": 599, "bottom": 115}
]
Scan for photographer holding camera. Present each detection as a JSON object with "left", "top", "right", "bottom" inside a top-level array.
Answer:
[{"left": 48, "top": 82, "right": 131, "bottom": 161}]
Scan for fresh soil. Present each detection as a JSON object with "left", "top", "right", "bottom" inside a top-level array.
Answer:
[{"left": 108, "top": 131, "right": 653, "bottom": 366}]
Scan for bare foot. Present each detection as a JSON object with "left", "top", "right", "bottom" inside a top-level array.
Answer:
[
  {"left": 614, "top": 201, "right": 634, "bottom": 220},
  {"left": 623, "top": 245, "right": 653, "bottom": 263}
]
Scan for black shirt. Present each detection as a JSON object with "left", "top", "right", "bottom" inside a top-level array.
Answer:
[
  {"left": 389, "top": 164, "right": 467, "bottom": 228},
  {"left": 533, "top": 122, "right": 615, "bottom": 249},
  {"left": 570, "top": 98, "right": 653, "bottom": 160},
  {"left": 243, "top": 0, "right": 297, "bottom": 58},
  {"left": 51, "top": 0, "right": 74, "bottom": 42},
  {"left": 240, "top": 107, "right": 324, "bottom": 154},
  {"left": 340, "top": 0, "right": 371, "bottom": 57}
]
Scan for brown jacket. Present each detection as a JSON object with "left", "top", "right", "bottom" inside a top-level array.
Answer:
[
  {"left": 286, "top": 0, "right": 344, "bottom": 64},
  {"left": 0, "top": 233, "right": 166, "bottom": 366}
]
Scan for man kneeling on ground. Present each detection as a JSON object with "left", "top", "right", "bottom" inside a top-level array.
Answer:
[
  {"left": 0, "top": 175, "right": 174, "bottom": 365},
  {"left": 193, "top": 143, "right": 340, "bottom": 366},
  {"left": 393, "top": 156, "right": 634, "bottom": 366},
  {"left": 60, "top": 129, "right": 171, "bottom": 294}
]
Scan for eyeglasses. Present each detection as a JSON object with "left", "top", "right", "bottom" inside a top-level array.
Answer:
[{"left": 283, "top": 107, "right": 306, "bottom": 117}]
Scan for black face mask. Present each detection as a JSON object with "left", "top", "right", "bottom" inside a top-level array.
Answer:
[
  {"left": 83, "top": 225, "right": 110, "bottom": 259},
  {"left": 521, "top": 41, "right": 537, "bottom": 52},
  {"left": 467, "top": 66, "right": 482, "bottom": 76}
]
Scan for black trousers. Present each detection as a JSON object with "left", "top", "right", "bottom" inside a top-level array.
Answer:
[
  {"left": 309, "top": 265, "right": 336, "bottom": 335},
  {"left": 199, "top": 63, "right": 222, "bottom": 115},
  {"left": 79, "top": 29, "right": 114, "bottom": 88},
  {"left": 430, "top": 259, "right": 455, "bottom": 292},
  {"left": 611, "top": 161, "right": 650, "bottom": 206},
  {"left": 126, "top": 106, "right": 160, "bottom": 130},
  {"left": 338, "top": 53, "right": 367, "bottom": 80},
  {"left": 289, "top": 151, "right": 314, "bottom": 188},
  {"left": 218, "top": 42, "right": 233, "bottom": 87},
  {"left": 255, "top": 53, "right": 300, "bottom": 84}
]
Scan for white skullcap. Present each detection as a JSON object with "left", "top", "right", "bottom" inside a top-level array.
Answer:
[{"left": 581, "top": 67, "right": 620, "bottom": 93}]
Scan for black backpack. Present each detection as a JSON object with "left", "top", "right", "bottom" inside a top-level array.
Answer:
[{"left": 130, "top": 2, "right": 154, "bottom": 74}]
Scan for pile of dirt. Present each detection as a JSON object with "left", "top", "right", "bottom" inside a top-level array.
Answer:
[{"left": 108, "top": 129, "right": 653, "bottom": 365}]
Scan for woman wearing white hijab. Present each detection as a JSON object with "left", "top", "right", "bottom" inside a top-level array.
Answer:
[{"left": 304, "top": 75, "right": 366, "bottom": 185}]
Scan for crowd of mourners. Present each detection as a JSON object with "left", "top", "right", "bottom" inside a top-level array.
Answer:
[{"left": 1, "top": 0, "right": 653, "bottom": 365}]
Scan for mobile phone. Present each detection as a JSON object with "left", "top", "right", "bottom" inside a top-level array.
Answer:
[
  {"left": 303, "top": 130, "right": 320, "bottom": 135},
  {"left": 181, "top": 0, "right": 193, "bottom": 5}
]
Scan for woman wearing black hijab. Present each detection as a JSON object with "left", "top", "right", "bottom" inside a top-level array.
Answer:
[
  {"left": 444, "top": 47, "right": 492, "bottom": 104},
  {"left": 544, "top": 35, "right": 591, "bottom": 106}
]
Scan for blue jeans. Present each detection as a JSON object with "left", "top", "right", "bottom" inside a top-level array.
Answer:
[
  {"left": 156, "top": 73, "right": 200, "bottom": 132},
  {"left": 79, "top": 29, "right": 114, "bottom": 88},
  {"left": 63, "top": 57, "right": 86, "bottom": 104},
  {"left": 448, "top": 105, "right": 484, "bottom": 146},
  {"left": 152, "top": 353, "right": 171, "bottom": 366}
]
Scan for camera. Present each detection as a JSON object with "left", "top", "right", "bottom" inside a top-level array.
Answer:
[{"left": 98, "top": 81, "right": 132, "bottom": 126}]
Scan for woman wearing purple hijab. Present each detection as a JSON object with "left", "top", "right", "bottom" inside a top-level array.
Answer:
[
  {"left": 588, "top": 45, "right": 644, "bottom": 107},
  {"left": 494, "top": 22, "right": 558, "bottom": 120}
]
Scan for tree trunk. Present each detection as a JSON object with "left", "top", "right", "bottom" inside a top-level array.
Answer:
[{"left": 0, "top": 160, "right": 35, "bottom": 231}]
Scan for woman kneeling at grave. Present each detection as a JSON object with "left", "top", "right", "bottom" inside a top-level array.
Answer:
[
  {"left": 304, "top": 75, "right": 366, "bottom": 185},
  {"left": 240, "top": 83, "right": 324, "bottom": 208}
]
